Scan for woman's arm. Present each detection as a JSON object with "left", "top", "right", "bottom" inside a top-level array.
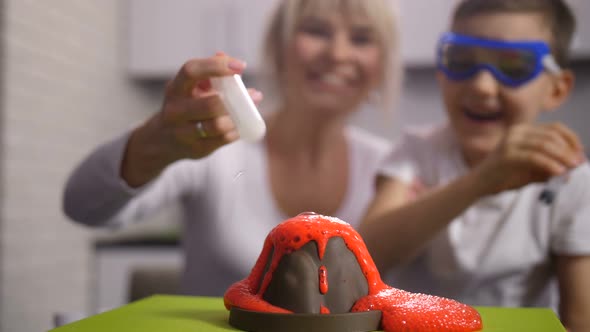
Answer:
[
  {"left": 63, "top": 54, "right": 254, "bottom": 226},
  {"left": 62, "top": 134, "right": 204, "bottom": 227}
]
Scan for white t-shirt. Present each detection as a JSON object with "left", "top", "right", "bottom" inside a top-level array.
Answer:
[
  {"left": 63, "top": 126, "right": 390, "bottom": 296},
  {"left": 380, "top": 123, "right": 590, "bottom": 310}
]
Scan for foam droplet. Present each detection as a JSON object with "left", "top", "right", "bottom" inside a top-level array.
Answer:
[{"left": 233, "top": 171, "right": 245, "bottom": 181}]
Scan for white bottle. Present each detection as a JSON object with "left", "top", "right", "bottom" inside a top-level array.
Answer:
[{"left": 211, "top": 74, "right": 266, "bottom": 142}]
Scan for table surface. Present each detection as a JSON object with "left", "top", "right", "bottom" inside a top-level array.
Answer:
[{"left": 49, "top": 295, "right": 566, "bottom": 332}]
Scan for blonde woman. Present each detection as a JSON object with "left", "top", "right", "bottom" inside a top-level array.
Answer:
[{"left": 63, "top": 0, "right": 402, "bottom": 297}]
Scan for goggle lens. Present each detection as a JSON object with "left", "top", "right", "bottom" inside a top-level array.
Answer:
[
  {"left": 442, "top": 44, "right": 478, "bottom": 75},
  {"left": 437, "top": 33, "right": 558, "bottom": 87}
]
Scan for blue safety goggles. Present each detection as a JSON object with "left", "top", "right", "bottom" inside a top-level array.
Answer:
[{"left": 437, "top": 32, "right": 561, "bottom": 87}]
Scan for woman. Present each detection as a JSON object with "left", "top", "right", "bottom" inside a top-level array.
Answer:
[{"left": 63, "top": 0, "right": 402, "bottom": 297}]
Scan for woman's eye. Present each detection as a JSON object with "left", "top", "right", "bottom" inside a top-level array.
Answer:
[
  {"left": 301, "top": 25, "right": 331, "bottom": 38},
  {"left": 350, "top": 33, "right": 373, "bottom": 46}
]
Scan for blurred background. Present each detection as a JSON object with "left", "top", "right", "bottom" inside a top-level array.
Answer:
[{"left": 0, "top": 1, "right": 589, "bottom": 331}]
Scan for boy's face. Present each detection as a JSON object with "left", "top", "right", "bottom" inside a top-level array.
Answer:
[{"left": 437, "top": 13, "right": 569, "bottom": 164}]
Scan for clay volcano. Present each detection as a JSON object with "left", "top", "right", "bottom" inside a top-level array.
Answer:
[{"left": 224, "top": 212, "right": 482, "bottom": 332}]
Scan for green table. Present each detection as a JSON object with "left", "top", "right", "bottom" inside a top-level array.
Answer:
[{"left": 50, "top": 295, "right": 565, "bottom": 331}]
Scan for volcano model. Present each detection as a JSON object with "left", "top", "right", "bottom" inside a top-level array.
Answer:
[{"left": 224, "top": 212, "right": 483, "bottom": 332}]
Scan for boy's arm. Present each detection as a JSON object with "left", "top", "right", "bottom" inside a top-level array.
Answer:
[
  {"left": 361, "top": 123, "right": 584, "bottom": 271},
  {"left": 556, "top": 255, "right": 590, "bottom": 332},
  {"left": 359, "top": 172, "right": 486, "bottom": 270}
]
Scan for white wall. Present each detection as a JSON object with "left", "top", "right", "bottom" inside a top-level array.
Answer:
[
  {"left": 541, "top": 63, "right": 590, "bottom": 148},
  {"left": 0, "top": 1, "right": 161, "bottom": 331},
  {"left": 1, "top": 1, "right": 589, "bottom": 332}
]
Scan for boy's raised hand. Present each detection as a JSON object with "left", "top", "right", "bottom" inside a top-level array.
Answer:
[{"left": 474, "top": 122, "right": 585, "bottom": 195}]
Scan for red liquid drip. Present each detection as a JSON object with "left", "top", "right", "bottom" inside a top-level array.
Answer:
[
  {"left": 318, "top": 265, "right": 328, "bottom": 295},
  {"left": 224, "top": 213, "right": 483, "bottom": 332},
  {"left": 320, "top": 305, "right": 330, "bottom": 314}
]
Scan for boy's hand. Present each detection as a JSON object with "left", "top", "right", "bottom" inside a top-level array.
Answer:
[{"left": 473, "top": 122, "right": 585, "bottom": 195}]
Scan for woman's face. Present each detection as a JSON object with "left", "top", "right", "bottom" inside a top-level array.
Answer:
[{"left": 282, "top": 12, "right": 383, "bottom": 116}]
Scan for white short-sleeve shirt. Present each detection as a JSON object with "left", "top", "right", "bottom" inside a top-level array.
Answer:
[{"left": 380, "top": 123, "right": 590, "bottom": 311}]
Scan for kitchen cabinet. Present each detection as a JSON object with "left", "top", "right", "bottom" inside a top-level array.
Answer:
[
  {"left": 126, "top": 0, "right": 590, "bottom": 79},
  {"left": 399, "top": 0, "right": 590, "bottom": 64},
  {"left": 398, "top": 0, "right": 590, "bottom": 66},
  {"left": 126, "top": 0, "right": 277, "bottom": 78},
  {"left": 397, "top": 1, "right": 454, "bottom": 67},
  {"left": 93, "top": 241, "right": 182, "bottom": 311}
]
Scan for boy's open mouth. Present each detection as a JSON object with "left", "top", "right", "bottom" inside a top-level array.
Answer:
[{"left": 463, "top": 107, "right": 504, "bottom": 122}]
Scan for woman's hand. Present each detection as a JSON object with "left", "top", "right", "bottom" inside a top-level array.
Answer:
[
  {"left": 121, "top": 54, "right": 263, "bottom": 187},
  {"left": 473, "top": 122, "right": 585, "bottom": 196}
]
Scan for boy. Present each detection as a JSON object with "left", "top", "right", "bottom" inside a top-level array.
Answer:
[{"left": 359, "top": 0, "right": 590, "bottom": 330}]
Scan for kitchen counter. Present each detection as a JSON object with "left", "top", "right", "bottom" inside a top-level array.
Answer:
[{"left": 50, "top": 295, "right": 566, "bottom": 332}]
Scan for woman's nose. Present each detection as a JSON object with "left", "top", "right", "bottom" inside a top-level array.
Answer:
[{"left": 329, "top": 34, "right": 354, "bottom": 62}]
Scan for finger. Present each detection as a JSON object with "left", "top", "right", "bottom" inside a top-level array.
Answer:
[
  {"left": 173, "top": 115, "right": 236, "bottom": 143},
  {"left": 407, "top": 178, "right": 427, "bottom": 201},
  {"left": 165, "top": 95, "right": 228, "bottom": 123},
  {"left": 524, "top": 150, "right": 568, "bottom": 177},
  {"left": 540, "top": 125, "right": 584, "bottom": 167},
  {"left": 248, "top": 89, "right": 264, "bottom": 104},
  {"left": 172, "top": 122, "right": 239, "bottom": 153},
  {"left": 188, "top": 129, "right": 240, "bottom": 156},
  {"left": 167, "top": 55, "right": 247, "bottom": 97},
  {"left": 545, "top": 122, "right": 584, "bottom": 154},
  {"left": 519, "top": 132, "right": 579, "bottom": 169},
  {"left": 191, "top": 115, "right": 236, "bottom": 139},
  {"left": 191, "top": 85, "right": 218, "bottom": 98}
]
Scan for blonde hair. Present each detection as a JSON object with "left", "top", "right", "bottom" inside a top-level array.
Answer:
[{"left": 260, "top": 0, "right": 402, "bottom": 114}]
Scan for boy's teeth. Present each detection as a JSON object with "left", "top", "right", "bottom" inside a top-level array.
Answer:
[{"left": 320, "top": 74, "right": 346, "bottom": 86}]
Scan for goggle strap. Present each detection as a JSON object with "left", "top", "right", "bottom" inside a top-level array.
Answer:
[{"left": 542, "top": 55, "right": 561, "bottom": 75}]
